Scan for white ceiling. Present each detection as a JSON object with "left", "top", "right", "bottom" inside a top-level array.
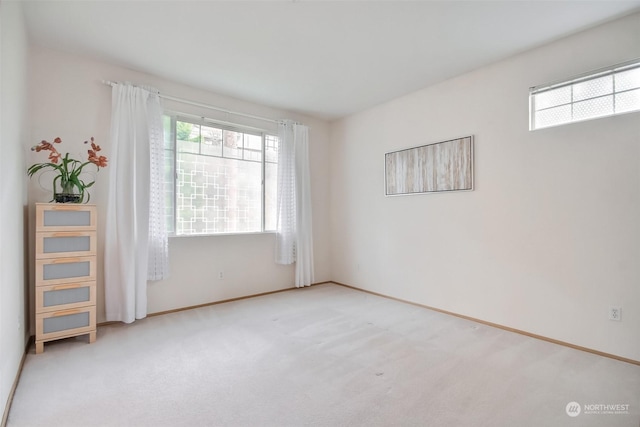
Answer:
[{"left": 19, "top": 0, "right": 640, "bottom": 120}]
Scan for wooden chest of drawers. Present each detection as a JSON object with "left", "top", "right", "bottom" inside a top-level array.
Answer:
[{"left": 34, "top": 203, "right": 97, "bottom": 353}]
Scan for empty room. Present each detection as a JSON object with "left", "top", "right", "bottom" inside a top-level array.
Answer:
[{"left": 1, "top": 1, "right": 639, "bottom": 426}]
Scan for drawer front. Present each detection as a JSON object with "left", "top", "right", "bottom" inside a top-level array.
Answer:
[
  {"left": 35, "top": 256, "right": 96, "bottom": 285},
  {"left": 36, "top": 231, "right": 96, "bottom": 259},
  {"left": 36, "top": 203, "right": 96, "bottom": 231},
  {"left": 36, "top": 282, "right": 96, "bottom": 313},
  {"left": 36, "top": 306, "right": 96, "bottom": 341}
]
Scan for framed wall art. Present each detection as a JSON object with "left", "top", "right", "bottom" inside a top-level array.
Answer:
[{"left": 385, "top": 136, "right": 473, "bottom": 196}]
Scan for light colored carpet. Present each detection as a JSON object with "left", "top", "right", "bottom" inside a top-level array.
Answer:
[{"left": 7, "top": 283, "right": 640, "bottom": 427}]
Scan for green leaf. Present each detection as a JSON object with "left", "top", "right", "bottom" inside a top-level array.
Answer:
[{"left": 27, "top": 163, "right": 62, "bottom": 177}]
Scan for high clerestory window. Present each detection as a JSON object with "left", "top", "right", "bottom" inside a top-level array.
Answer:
[
  {"left": 529, "top": 59, "right": 640, "bottom": 130},
  {"left": 163, "top": 115, "right": 279, "bottom": 235}
]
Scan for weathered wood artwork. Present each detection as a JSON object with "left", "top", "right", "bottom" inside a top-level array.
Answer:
[{"left": 385, "top": 136, "right": 473, "bottom": 196}]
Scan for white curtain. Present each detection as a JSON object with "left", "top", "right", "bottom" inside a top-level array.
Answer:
[
  {"left": 275, "top": 121, "right": 314, "bottom": 287},
  {"left": 104, "top": 83, "right": 169, "bottom": 323}
]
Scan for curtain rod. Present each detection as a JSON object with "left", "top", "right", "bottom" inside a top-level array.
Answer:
[{"left": 102, "top": 80, "right": 282, "bottom": 125}]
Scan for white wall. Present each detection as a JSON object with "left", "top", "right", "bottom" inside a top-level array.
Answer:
[
  {"left": 27, "top": 46, "right": 332, "bottom": 323},
  {"left": 0, "top": 0, "right": 29, "bottom": 418},
  {"left": 330, "top": 12, "right": 640, "bottom": 361}
]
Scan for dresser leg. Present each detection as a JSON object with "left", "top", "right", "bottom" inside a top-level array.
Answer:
[
  {"left": 35, "top": 342, "right": 44, "bottom": 354},
  {"left": 89, "top": 331, "right": 96, "bottom": 344}
]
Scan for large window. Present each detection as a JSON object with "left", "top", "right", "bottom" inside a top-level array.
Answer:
[
  {"left": 530, "top": 60, "right": 640, "bottom": 130},
  {"left": 164, "top": 116, "right": 278, "bottom": 235}
]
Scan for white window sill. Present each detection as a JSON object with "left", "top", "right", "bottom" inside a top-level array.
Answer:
[{"left": 168, "top": 231, "right": 277, "bottom": 239}]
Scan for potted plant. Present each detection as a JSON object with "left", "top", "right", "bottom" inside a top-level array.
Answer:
[{"left": 28, "top": 137, "right": 108, "bottom": 203}]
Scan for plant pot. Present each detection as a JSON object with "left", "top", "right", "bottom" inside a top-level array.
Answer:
[
  {"left": 54, "top": 179, "right": 84, "bottom": 203},
  {"left": 54, "top": 193, "right": 82, "bottom": 203}
]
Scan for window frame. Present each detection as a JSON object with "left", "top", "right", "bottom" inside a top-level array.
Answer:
[
  {"left": 164, "top": 113, "right": 278, "bottom": 237},
  {"left": 529, "top": 59, "right": 640, "bottom": 130}
]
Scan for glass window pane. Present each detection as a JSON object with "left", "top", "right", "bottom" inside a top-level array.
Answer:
[
  {"left": 201, "top": 126, "right": 222, "bottom": 157},
  {"left": 615, "top": 88, "right": 640, "bottom": 114},
  {"left": 535, "top": 104, "right": 571, "bottom": 129},
  {"left": 534, "top": 86, "right": 571, "bottom": 111},
  {"left": 265, "top": 135, "right": 279, "bottom": 163},
  {"left": 615, "top": 67, "right": 640, "bottom": 92},
  {"left": 223, "top": 130, "right": 243, "bottom": 159},
  {"left": 573, "top": 75, "right": 612, "bottom": 102},
  {"left": 531, "top": 62, "right": 640, "bottom": 130},
  {"left": 573, "top": 95, "right": 613, "bottom": 121},
  {"left": 164, "top": 114, "right": 279, "bottom": 235},
  {"left": 177, "top": 122, "right": 200, "bottom": 154},
  {"left": 176, "top": 152, "right": 261, "bottom": 234},
  {"left": 244, "top": 134, "right": 262, "bottom": 162}
]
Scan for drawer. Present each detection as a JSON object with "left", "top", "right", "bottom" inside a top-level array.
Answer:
[
  {"left": 36, "top": 203, "right": 96, "bottom": 232},
  {"left": 36, "top": 282, "right": 96, "bottom": 313},
  {"left": 36, "top": 306, "right": 96, "bottom": 341},
  {"left": 35, "top": 256, "right": 96, "bottom": 286},
  {"left": 36, "top": 231, "right": 96, "bottom": 259}
]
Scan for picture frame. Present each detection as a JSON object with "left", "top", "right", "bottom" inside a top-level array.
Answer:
[{"left": 385, "top": 135, "right": 474, "bottom": 196}]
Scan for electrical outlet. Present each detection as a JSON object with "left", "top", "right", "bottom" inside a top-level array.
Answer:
[
  {"left": 609, "top": 306, "right": 621, "bottom": 321},
  {"left": 219, "top": 271, "right": 224, "bottom": 280}
]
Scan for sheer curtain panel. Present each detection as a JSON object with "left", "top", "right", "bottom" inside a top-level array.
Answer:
[
  {"left": 104, "top": 83, "right": 169, "bottom": 323},
  {"left": 275, "top": 121, "right": 314, "bottom": 287}
]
